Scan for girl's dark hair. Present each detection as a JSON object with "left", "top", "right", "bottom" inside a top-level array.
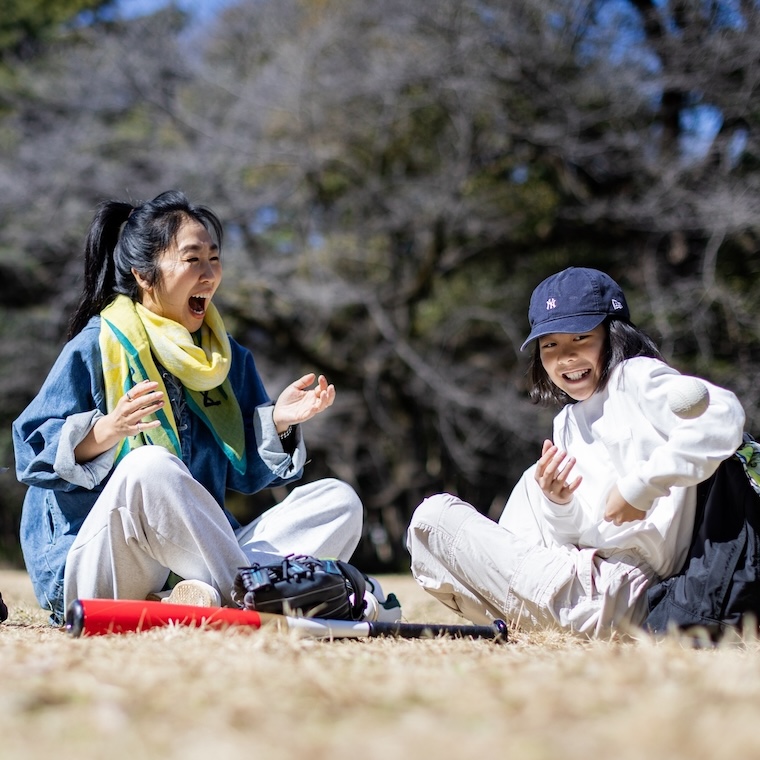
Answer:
[
  {"left": 67, "top": 190, "right": 224, "bottom": 338},
  {"left": 527, "top": 317, "right": 664, "bottom": 407}
]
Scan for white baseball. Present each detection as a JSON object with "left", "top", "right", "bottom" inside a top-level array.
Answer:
[{"left": 667, "top": 376, "right": 710, "bottom": 419}]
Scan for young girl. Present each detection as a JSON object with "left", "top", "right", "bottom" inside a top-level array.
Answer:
[
  {"left": 13, "top": 190, "right": 363, "bottom": 625},
  {"left": 407, "top": 267, "right": 746, "bottom": 636}
]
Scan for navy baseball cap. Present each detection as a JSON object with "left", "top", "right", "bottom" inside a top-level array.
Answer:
[{"left": 520, "top": 267, "right": 629, "bottom": 351}]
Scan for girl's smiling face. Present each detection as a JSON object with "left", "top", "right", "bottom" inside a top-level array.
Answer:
[
  {"left": 539, "top": 324, "right": 607, "bottom": 401},
  {"left": 133, "top": 217, "right": 222, "bottom": 333}
]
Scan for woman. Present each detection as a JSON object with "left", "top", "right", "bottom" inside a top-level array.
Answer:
[{"left": 13, "top": 190, "right": 363, "bottom": 625}]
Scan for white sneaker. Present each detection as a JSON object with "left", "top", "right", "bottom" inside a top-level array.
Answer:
[
  {"left": 363, "top": 577, "right": 403, "bottom": 623},
  {"left": 162, "top": 580, "right": 221, "bottom": 608}
]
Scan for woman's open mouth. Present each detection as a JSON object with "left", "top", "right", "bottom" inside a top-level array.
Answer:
[{"left": 189, "top": 294, "right": 208, "bottom": 317}]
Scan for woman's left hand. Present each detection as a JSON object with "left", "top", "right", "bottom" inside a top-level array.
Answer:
[{"left": 272, "top": 373, "right": 335, "bottom": 433}]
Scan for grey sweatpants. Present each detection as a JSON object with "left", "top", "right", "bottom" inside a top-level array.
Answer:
[{"left": 63, "top": 447, "right": 363, "bottom": 609}]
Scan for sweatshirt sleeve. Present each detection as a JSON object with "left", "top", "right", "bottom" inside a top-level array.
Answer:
[
  {"left": 615, "top": 359, "right": 745, "bottom": 512},
  {"left": 540, "top": 494, "right": 593, "bottom": 546}
]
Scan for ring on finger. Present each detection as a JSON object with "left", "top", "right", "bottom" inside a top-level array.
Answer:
[{"left": 126, "top": 391, "right": 133, "bottom": 401}]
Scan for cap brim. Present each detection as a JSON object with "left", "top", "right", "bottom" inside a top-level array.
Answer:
[{"left": 520, "top": 314, "right": 607, "bottom": 351}]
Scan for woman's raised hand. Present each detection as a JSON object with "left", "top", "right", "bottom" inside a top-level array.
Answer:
[{"left": 272, "top": 373, "right": 335, "bottom": 432}]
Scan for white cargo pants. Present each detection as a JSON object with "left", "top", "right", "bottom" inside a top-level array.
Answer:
[
  {"left": 407, "top": 473, "right": 654, "bottom": 637},
  {"left": 63, "top": 447, "right": 363, "bottom": 610}
]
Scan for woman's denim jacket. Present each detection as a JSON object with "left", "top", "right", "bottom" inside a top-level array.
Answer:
[{"left": 12, "top": 316, "right": 305, "bottom": 623}]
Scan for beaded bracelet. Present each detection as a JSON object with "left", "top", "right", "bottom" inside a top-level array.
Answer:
[{"left": 278, "top": 425, "right": 293, "bottom": 440}]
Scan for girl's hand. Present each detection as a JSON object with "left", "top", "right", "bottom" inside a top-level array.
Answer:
[
  {"left": 273, "top": 373, "right": 335, "bottom": 433},
  {"left": 603, "top": 485, "right": 647, "bottom": 526},
  {"left": 535, "top": 439, "right": 582, "bottom": 505}
]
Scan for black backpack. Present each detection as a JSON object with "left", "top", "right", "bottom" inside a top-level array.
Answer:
[{"left": 645, "top": 438, "right": 760, "bottom": 639}]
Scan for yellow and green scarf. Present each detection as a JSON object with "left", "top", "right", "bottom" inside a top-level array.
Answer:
[{"left": 99, "top": 294, "right": 246, "bottom": 473}]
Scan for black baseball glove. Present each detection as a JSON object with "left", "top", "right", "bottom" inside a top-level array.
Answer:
[{"left": 232, "top": 555, "right": 367, "bottom": 620}]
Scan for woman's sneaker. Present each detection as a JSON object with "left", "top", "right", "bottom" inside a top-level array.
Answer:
[
  {"left": 363, "top": 577, "right": 403, "bottom": 623},
  {"left": 163, "top": 580, "right": 221, "bottom": 608}
]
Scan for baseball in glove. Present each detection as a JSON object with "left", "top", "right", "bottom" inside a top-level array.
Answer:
[{"left": 232, "top": 555, "right": 367, "bottom": 620}]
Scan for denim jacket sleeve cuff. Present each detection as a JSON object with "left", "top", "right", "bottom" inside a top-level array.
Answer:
[
  {"left": 254, "top": 403, "right": 306, "bottom": 479},
  {"left": 53, "top": 410, "right": 118, "bottom": 489}
]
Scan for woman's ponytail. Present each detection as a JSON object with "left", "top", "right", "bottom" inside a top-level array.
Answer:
[{"left": 67, "top": 201, "right": 132, "bottom": 338}]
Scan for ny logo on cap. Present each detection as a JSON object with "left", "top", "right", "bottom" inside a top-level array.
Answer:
[{"left": 546, "top": 298, "right": 557, "bottom": 310}]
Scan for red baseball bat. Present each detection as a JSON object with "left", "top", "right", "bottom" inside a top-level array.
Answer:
[{"left": 65, "top": 598, "right": 507, "bottom": 642}]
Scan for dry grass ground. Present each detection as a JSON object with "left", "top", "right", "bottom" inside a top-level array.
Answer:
[{"left": 2, "top": 568, "right": 760, "bottom": 760}]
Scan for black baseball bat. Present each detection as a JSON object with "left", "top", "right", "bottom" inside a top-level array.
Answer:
[{"left": 364, "top": 619, "right": 508, "bottom": 641}]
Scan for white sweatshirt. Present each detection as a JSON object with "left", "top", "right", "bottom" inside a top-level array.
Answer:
[{"left": 542, "top": 357, "right": 745, "bottom": 578}]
